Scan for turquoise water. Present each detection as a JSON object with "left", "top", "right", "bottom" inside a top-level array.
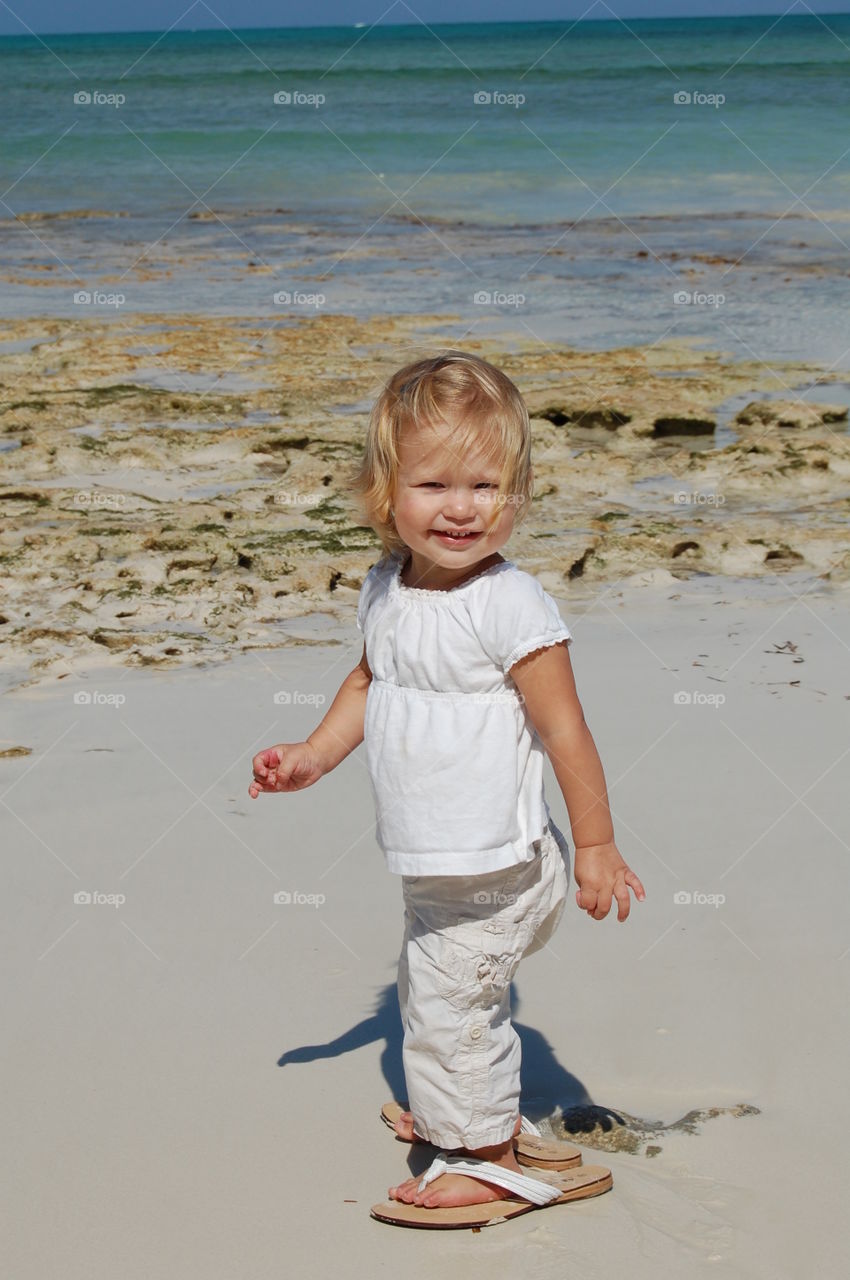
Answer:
[
  {"left": 0, "top": 16, "right": 848, "bottom": 361},
  {"left": 2, "top": 17, "right": 849, "bottom": 219}
]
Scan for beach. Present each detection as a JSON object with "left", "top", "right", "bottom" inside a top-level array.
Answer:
[
  {"left": 2, "top": 12, "right": 849, "bottom": 1276},
  {"left": 3, "top": 583, "right": 848, "bottom": 1276}
]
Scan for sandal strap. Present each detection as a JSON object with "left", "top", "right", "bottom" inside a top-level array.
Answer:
[
  {"left": 519, "top": 1114, "right": 542, "bottom": 1136},
  {"left": 416, "top": 1152, "right": 561, "bottom": 1206}
]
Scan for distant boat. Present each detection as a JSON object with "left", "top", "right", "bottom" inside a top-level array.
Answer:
[{"left": 354, "top": 22, "right": 366, "bottom": 28}]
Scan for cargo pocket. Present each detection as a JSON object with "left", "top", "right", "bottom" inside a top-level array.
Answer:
[
  {"left": 471, "top": 950, "right": 521, "bottom": 1007},
  {"left": 433, "top": 933, "right": 483, "bottom": 1008},
  {"left": 435, "top": 931, "right": 522, "bottom": 1012}
]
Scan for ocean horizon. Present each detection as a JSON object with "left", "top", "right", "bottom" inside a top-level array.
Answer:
[{"left": 1, "top": 14, "right": 848, "bottom": 362}]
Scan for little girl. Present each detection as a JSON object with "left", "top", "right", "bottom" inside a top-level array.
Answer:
[{"left": 249, "top": 351, "right": 645, "bottom": 1229}]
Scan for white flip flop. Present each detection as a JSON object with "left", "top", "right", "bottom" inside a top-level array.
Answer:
[{"left": 370, "top": 1150, "right": 613, "bottom": 1229}]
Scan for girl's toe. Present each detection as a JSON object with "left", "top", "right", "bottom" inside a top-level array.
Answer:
[{"left": 390, "top": 1177, "right": 418, "bottom": 1203}]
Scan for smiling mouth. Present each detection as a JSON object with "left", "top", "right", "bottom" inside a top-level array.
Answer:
[{"left": 430, "top": 530, "right": 481, "bottom": 541}]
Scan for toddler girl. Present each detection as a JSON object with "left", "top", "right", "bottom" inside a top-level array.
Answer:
[{"left": 249, "top": 351, "right": 645, "bottom": 1228}]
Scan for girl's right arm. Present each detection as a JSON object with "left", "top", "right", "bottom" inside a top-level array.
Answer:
[{"left": 248, "top": 644, "right": 372, "bottom": 797}]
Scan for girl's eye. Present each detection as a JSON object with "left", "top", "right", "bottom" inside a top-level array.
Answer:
[{"left": 420, "top": 482, "right": 497, "bottom": 489}]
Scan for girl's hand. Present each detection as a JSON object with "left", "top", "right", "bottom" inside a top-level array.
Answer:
[
  {"left": 573, "top": 842, "right": 646, "bottom": 922},
  {"left": 248, "top": 742, "right": 324, "bottom": 798}
]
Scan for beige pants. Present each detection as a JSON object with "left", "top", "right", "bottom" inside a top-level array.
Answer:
[{"left": 396, "top": 819, "right": 570, "bottom": 1149}]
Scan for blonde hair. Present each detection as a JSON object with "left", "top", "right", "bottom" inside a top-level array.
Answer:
[{"left": 348, "top": 350, "right": 534, "bottom": 559}]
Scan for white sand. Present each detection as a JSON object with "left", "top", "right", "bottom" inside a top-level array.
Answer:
[{"left": 2, "top": 573, "right": 848, "bottom": 1277}]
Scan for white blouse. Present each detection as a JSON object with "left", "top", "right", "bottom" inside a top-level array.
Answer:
[{"left": 356, "top": 550, "right": 573, "bottom": 875}]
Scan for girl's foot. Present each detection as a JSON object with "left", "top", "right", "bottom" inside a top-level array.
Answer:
[
  {"left": 392, "top": 1110, "right": 428, "bottom": 1144},
  {"left": 388, "top": 1168, "right": 521, "bottom": 1208},
  {"left": 387, "top": 1116, "right": 525, "bottom": 1208}
]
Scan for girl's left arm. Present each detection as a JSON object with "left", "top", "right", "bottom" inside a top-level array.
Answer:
[{"left": 509, "top": 641, "right": 646, "bottom": 922}]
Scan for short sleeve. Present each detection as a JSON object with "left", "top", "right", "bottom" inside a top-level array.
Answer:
[{"left": 479, "top": 570, "right": 572, "bottom": 675}]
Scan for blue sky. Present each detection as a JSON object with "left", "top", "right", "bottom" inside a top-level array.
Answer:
[{"left": 1, "top": 1, "right": 848, "bottom": 36}]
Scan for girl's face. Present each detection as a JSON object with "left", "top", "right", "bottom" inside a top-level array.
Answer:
[{"left": 393, "top": 421, "right": 521, "bottom": 572}]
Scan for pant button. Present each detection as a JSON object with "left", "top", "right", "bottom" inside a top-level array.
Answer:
[{"left": 469, "top": 1026, "right": 483, "bottom": 1040}]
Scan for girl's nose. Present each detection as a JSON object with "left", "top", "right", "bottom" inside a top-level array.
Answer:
[{"left": 443, "top": 488, "right": 476, "bottom": 517}]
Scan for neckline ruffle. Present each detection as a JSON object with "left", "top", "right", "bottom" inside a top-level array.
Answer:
[{"left": 390, "top": 551, "right": 514, "bottom": 599}]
